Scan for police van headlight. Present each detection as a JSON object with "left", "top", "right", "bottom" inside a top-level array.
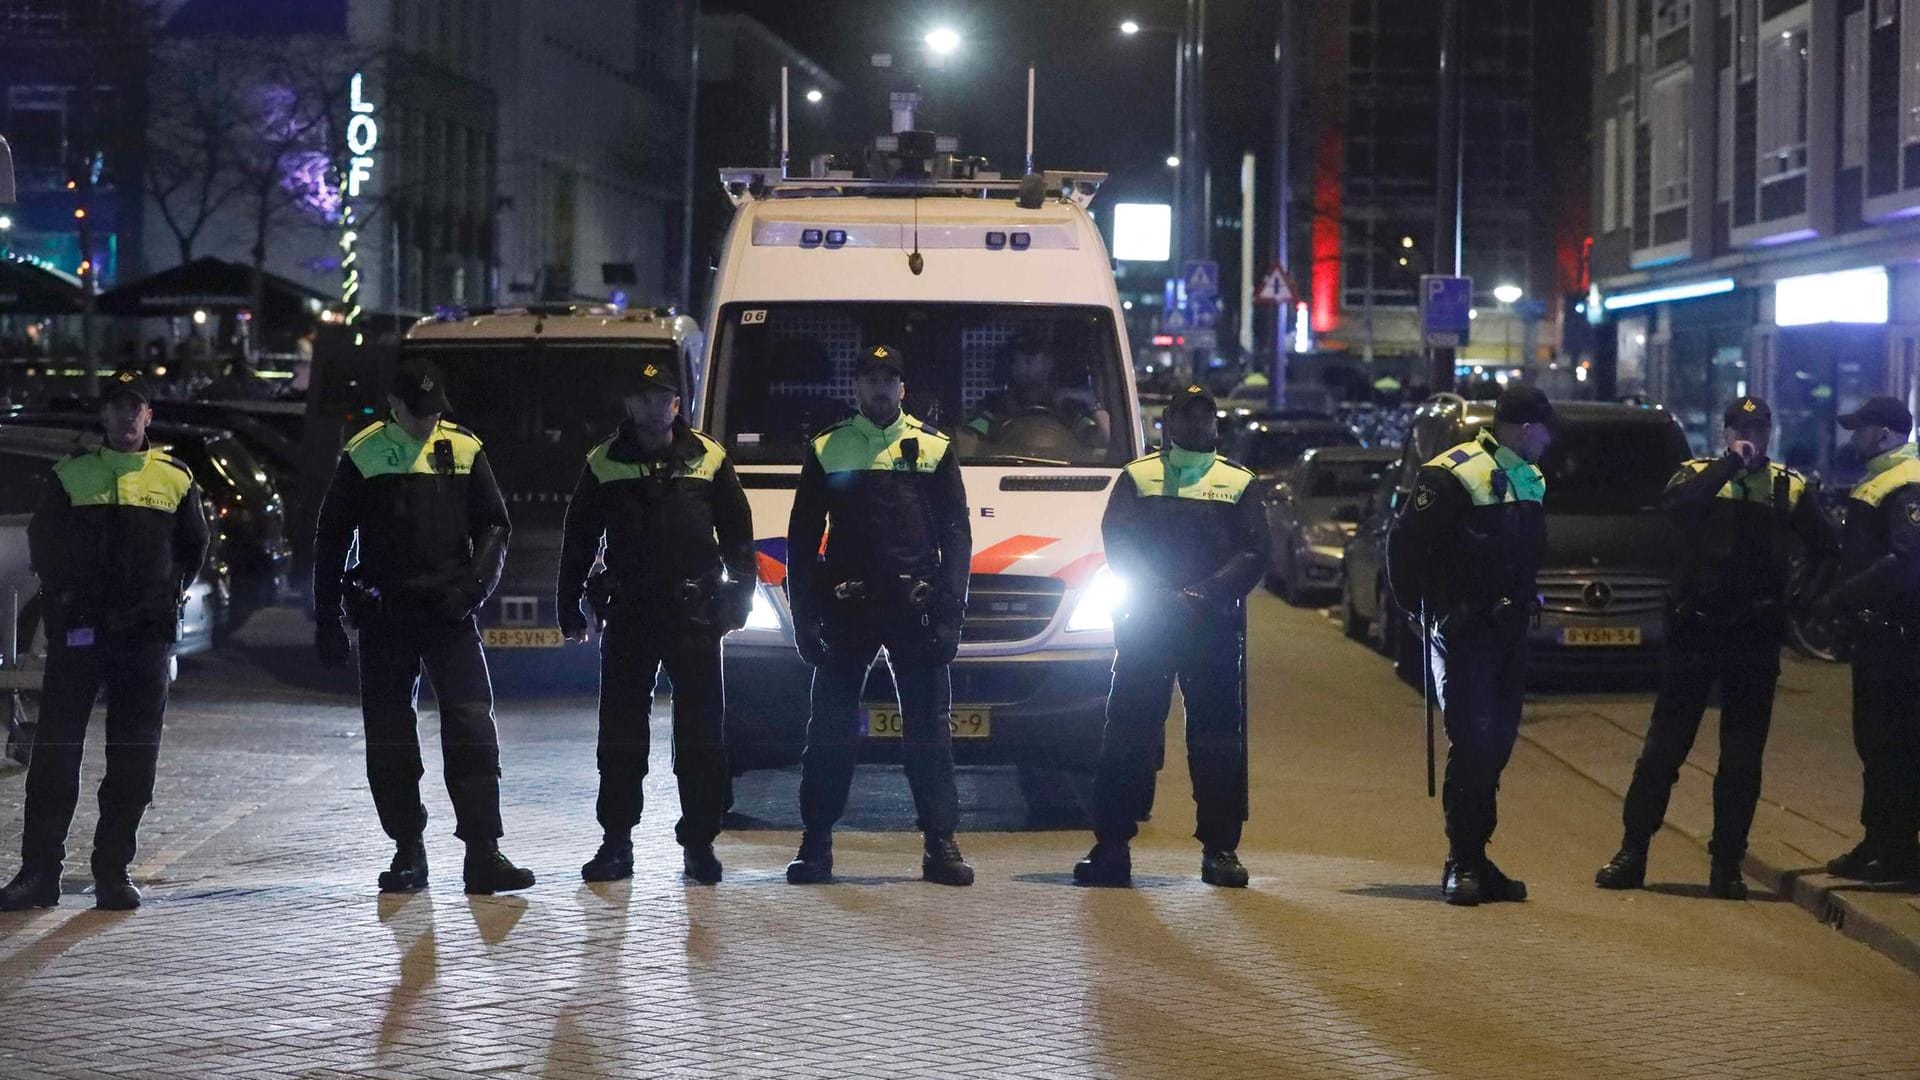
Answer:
[
  {"left": 1066, "top": 566, "right": 1127, "bottom": 633},
  {"left": 742, "top": 585, "right": 784, "bottom": 632}
]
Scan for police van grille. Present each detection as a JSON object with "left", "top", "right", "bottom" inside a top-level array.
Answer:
[
  {"left": 962, "top": 574, "right": 1066, "bottom": 643},
  {"left": 1537, "top": 571, "right": 1670, "bottom": 616}
]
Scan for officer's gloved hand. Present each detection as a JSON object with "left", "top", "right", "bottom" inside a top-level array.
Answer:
[
  {"left": 794, "top": 614, "right": 827, "bottom": 666},
  {"left": 315, "top": 617, "right": 351, "bottom": 669},
  {"left": 930, "top": 597, "right": 965, "bottom": 663},
  {"left": 433, "top": 580, "right": 484, "bottom": 623},
  {"left": 719, "top": 583, "right": 755, "bottom": 633},
  {"left": 559, "top": 597, "right": 591, "bottom": 644}
]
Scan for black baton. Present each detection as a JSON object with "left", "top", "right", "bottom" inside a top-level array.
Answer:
[{"left": 1421, "top": 603, "right": 1435, "bottom": 798}]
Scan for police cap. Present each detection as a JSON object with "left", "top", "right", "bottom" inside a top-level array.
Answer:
[
  {"left": 1167, "top": 382, "right": 1218, "bottom": 418},
  {"left": 857, "top": 343, "right": 905, "bottom": 377},
  {"left": 1722, "top": 395, "right": 1772, "bottom": 430},
  {"left": 1837, "top": 395, "right": 1913, "bottom": 435},
  {"left": 631, "top": 358, "right": 678, "bottom": 395},
  {"left": 1493, "top": 383, "right": 1554, "bottom": 427},
  {"left": 103, "top": 369, "right": 151, "bottom": 406},
  {"left": 392, "top": 357, "right": 451, "bottom": 416}
]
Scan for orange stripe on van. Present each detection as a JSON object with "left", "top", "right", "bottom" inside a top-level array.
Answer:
[
  {"left": 970, "top": 534, "right": 1057, "bottom": 575},
  {"left": 1051, "top": 552, "right": 1107, "bottom": 588}
]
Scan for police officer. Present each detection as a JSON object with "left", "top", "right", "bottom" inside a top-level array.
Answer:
[
  {"left": 957, "top": 334, "right": 1113, "bottom": 454},
  {"left": 312, "top": 358, "right": 535, "bottom": 896},
  {"left": 1072, "top": 384, "right": 1268, "bottom": 888},
  {"left": 0, "top": 372, "right": 208, "bottom": 911},
  {"left": 1386, "top": 384, "right": 1553, "bottom": 906},
  {"left": 1812, "top": 395, "right": 1920, "bottom": 882},
  {"left": 1596, "top": 396, "right": 1827, "bottom": 899},
  {"left": 557, "top": 360, "right": 755, "bottom": 885},
  {"left": 784, "top": 343, "right": 974, "bottom": 886}
]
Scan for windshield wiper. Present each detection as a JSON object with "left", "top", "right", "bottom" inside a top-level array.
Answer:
[{"left": 969, "top": 453, "right": 1074, "bottom": 467}]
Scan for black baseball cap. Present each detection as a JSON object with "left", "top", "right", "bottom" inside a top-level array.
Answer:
[
  {"left": 103, "top": 369, "right": 150, "bottom": 405},
  {"left": 857, "top": 343, "right": 905, "bottom": 376},
  {"left": 1168, "top": 382, "right": 1218, "bottom": 417},
  {"left": 630, "top": 358, "right": 678, "bottom": 395},
  {"left": 1493, "top": 383, "right": 1555, "bottom": 427},
  {"left": 1723, "top": 396, "right": 1772, "bottom": 429},
  {"left": 1837, "top": 395, "right": 1913, "bottom": 435},
  {"left": 391, "top": 357, "right": 451, "bottom": 416}
]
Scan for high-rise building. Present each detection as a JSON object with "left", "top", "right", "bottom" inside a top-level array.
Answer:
[{"left": 1589, "top": 0, "right": 1920, "bottom": 472}]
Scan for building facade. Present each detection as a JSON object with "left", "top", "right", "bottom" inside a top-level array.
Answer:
[
  {"left": 1292, "top": 0, "right": 1579, "bottom": 379},
  {"left": 1591, "top": 0, "right": 1920, "bottom": 471}
]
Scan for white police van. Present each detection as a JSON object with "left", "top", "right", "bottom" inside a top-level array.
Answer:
[{"left": 702, "top": 135, "right": 1141, "bottom": 807}]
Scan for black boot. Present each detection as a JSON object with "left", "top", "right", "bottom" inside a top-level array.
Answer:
[
  {"left": 91, "top": 861, "right": 141, "bottom": 911},
  {"left": 0, "top": 865, "right": 60, "bottom": 911},
  {"left": 682, "top": 843, "right": 722, "bottom": 885},
  {"left": 785, "top": 832, "right": 833, "bottom": 884},
  {"left": 921, "top": 834, "right": 974, "bottom": 887},
  {"left": 1072, "top": 842, "right": 1131, "bottom": 886},
  {"left": 1825, "top": 840, "right": 1881, "bottom": 879},
  {"left": 581, "top": 837, "right": 634, "bottom": 883},
  {"left": 1594, "top": 845, "right": 1647, "bottom": 890},
  {"left": 1480, "top": 857, "right": 1528, "bottom": 902},
  {"left": 463, "top": 843, "right": 535, "bottom": 895},
  {"left": 1442, "top": 859, "right": 1483, "bottom": 906},
  {"left": 378, "top": 838, "right": 429, "bottom": 893},
  {"left": 1201, "top": 848, "right": 1249, "bottom": 888},
  {"left": 1708, "top": 858, "right": 1748, "bottom": 900}
]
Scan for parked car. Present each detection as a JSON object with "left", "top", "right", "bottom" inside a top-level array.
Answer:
[
  {"left": 0, "top": 426, "right": 217, "bottom": 661},
  {"left": 0, "top": 413, "right": 288, "bottom": 630},
  {"left": 1341, "top": 394, "right": 1689, "bottom": 681},
  {"left": 1262, "top": 446, "right": 1399, "bottom": 604},
  {"left": 1225, "top": 416, "right": 1364, "bottom": 473}
]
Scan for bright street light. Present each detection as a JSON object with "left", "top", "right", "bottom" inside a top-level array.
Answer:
[
  {"left": 0, "top": 214, "right": 11, "bottom": 231},
  {"left": 1120, "top": 19, "right": 1141, "bottom": 34},
  {"left": 1493, "top": 283, "right": 1524, "bottom": 305},
  {"left": 925, "top": 27, "right": 960, "bottom": 54},
  {"left": 1165, "top": 155, "right": 1181, "bottom": 168},
  {"left": 805, "top": 88, "right": 823, "bottom": 104}
]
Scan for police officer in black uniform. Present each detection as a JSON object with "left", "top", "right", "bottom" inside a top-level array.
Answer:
[
  {"left": 1387, "top": 384, "right": 1553, "bottom": 906},
  {"left": 1812, "top": 396, "right": 1920, "bottom": 882},
  {"left": 1073, "top": 384, "right": 1268, "bottom": 888},
  {"left": 557, "top": 360, "right": 755, "bottom": 885},
  {"left": 0, "top": 372, "right": 208, "bottom": 911},
  {"left": 1596, "top": 396, "right": 1827, "bottom": 899},
  {"left": 312, "top": 358, "right": 535, "bottom": 896},
  {"left": 784, "top": 343, "right": 974, "bottom": 886}
]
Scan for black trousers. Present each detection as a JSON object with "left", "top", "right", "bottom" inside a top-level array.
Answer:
[
  {"left": 1849, "top": 626, "right": 1920, "bottom": 851},
  {"left": 1092, "top": 608, "right": 1248, "bottom": 851},
  {"left": 1429, "top": 608, "right": 1529, "bottom": 864},
  {"left": 20, "top": 637, "right": 172, "bottom": 870},
  {"left": 798, "top": 606, "right": 958, "bottom": 837},
  {"left": 595, "top": 615, "right": 727, "bottom": 847},
  {"left": 1621, "top": 615, "right": 1780, "bottom": 860},
  {"left": 357, "top": 615, "right": 502, "bottom": 843}
]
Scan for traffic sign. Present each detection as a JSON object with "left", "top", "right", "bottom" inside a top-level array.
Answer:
[
  {"left": 1255, "top": 263, "right": 1292, "bottom": 305},
  {"left": 1420, "top": 274, "right": 1473, "bottom": 348},
  {"left": 1184, "top": 259, "right": 1219, "bottom": 298}
]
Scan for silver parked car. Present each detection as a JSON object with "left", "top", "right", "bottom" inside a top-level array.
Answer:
[{"left": 1262, "top": 446, "right": 1399, "bottom": 604}]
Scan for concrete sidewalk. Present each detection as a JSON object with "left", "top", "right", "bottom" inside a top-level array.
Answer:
[{"left": 1523, "top": 651, "right": 1920, "bottom": 975}]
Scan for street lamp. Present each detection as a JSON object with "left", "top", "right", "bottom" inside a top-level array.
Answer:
[
  {"left": 805, "top": 88, "right": 823, "bottom": 104},
  {"left": 1120, "top": 19, "right": 1141, "bottom": 34},
  {"left": 924, "top": 27, "right": 960, "bottom": 55},
  {"left": 1493, "top": 283, "right": 1523, "bottom": 364},
  {"left": 0, "top": 214, "right": 11, "bottom": 231},
  {"left": 1120, "top": 21, "right": 1187, "bottom": 270},
  {"left": 1166, "top": 155, "right": 1181, "bottom": 168}
]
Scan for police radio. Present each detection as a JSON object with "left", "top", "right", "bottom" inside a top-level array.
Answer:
[
  {"left": 899, "top": 438, "right": 919, "bottom": 469},
  {"left": 432, "top": 439, "right": 456, "bottom": 475}
]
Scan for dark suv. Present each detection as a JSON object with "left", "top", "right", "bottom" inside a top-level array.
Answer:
[{"left": 1341, "top": 395, "right": 1690, "bottom": 679}]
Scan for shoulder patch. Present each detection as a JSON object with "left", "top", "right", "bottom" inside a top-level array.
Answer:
[
  {"left": 156, "top": 453, "right": 193, "bottom": 478},
  {"left": 1413, "top": 488, "right": 1435, "bottom": 511},
  {"left": 1448, "top": 449, "right": 1473, "bottom": 464},
  {"left": 1216, "top": 456, "right": 1257, "bottom": 477},
  {"left": 446, "top": 423, "right": 477, "bottom": 439},
  {"left": 906, "top": 417, "right": 950, "bottom": 442},
  {"left": 1907, "top": 502, "right": 1920, "bottom": 527}
]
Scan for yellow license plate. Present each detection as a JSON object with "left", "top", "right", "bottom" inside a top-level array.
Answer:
[
  {"left": 1560, "top": 626, "right": 1642, "bottom": 647},
  {"left": 866, "top": 708, "right": 992, "bottom": 739},
  {"left": 483, "top": 628, "right": 565, "bottom": 648}
]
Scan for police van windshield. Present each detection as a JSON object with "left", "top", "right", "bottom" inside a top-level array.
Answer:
[{"left": 708, "top": 302, "right": 1132, "bottom": 467}]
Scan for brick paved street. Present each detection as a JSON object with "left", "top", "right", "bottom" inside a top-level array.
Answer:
[{"left": 0, "top": 599, "right": 1916, "bottom": 1079}]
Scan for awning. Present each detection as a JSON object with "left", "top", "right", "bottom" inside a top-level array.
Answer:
[
  {"left": 0, "top": 255, "right": 86, "bottom": 315},
  {"left": 96, "top": 256, "right": 335, "bottom": 323}
]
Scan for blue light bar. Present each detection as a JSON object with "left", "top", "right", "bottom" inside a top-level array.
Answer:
[
  {"left": 1601, "top": 277, "right": 1737, "bottom": 312},
  {"left": 824, "top": 229, "right": 847, "bottom": 248},
  {"left": 985, "top": 231, "right": 1007, "bottom": 250},
  {"left": 800, "top": 228, "right": 824, "bottom": 247},
  {"left": 1009, "top": 232, "right": 1032, "bottom": 251}
]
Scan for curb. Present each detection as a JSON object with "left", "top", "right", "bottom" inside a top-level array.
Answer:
[{"left": 1519, "top": 724, "right": 1920, "bottom": 979}]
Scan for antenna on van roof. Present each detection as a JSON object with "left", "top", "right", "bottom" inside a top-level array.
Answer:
[
  {"left": 779, "top": 66, "right": 791, "bottom": 179},
  {"left": 1024, "top": 66, "right": 1036, "bottom": 175}
]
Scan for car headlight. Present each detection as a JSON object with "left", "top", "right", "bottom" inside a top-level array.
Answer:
[
  {"left": 1066, "top": 566, "right": 1127, "bottom": 632},
  {"left": 742, "top": 585, "right": 783, "bottom": 632}
]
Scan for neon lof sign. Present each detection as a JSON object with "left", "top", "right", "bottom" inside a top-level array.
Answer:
[{"left": 340, "top": 72, "right": 377, "bottom": 332}]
